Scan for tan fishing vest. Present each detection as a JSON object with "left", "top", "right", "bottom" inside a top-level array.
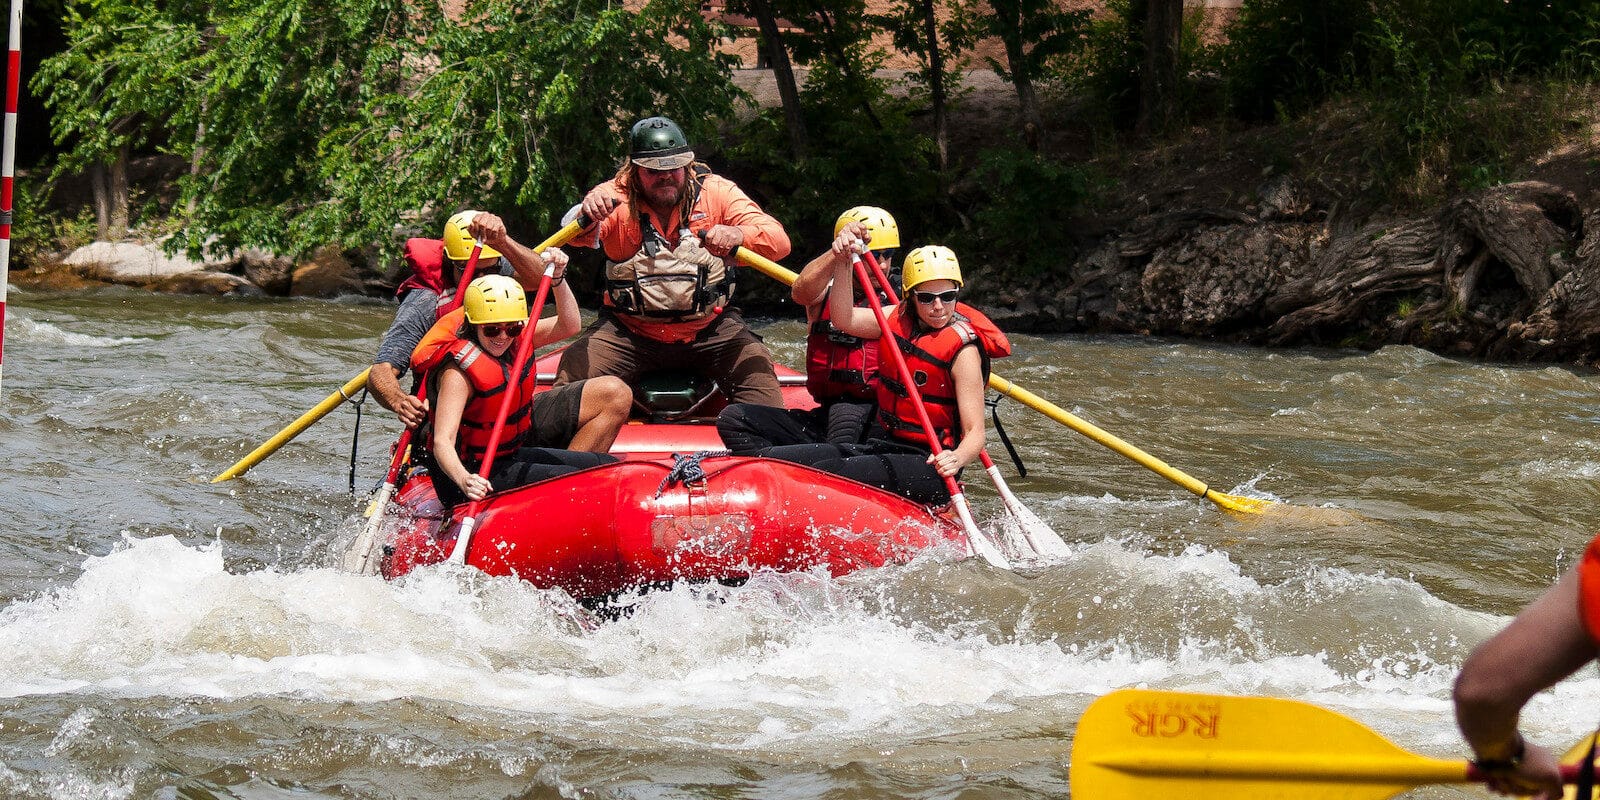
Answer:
[{"left": 604, "top": 228, "right": 733, "bottom": 322}]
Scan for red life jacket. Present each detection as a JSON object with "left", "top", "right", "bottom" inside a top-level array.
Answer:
[
  {"left": 395, "top": 238, "right": 448, "bottom": 298},
  {"left": 876, "top": 302, "right": 1011, "bottom": 449},
  {"left": 805, "top": 296, "right": 879, "bottom": 404},
  {"left": 430, "top": 338, "right": 536, "bottom": 471},
  {"left": 1579, "top": 532, "right": 1600, "bottom": 644}
]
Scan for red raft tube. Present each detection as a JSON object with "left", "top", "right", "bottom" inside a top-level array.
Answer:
[{"left": 379, "top": 352, "right": 967, "bottom": 601}]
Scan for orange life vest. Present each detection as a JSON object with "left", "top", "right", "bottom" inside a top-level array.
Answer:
[
  {"left": 411, "top": 308, "right": 467, "bottom": 376},
  {"left": 805, "top": 297, "right": 880, "bottom": 404},
  {"left": 1579, "top": 532, "right": 1600, "bottom": 644},
  {"left": 430, "top": 338, "right": 536, "bottom": 471},
  {"left": 875, "top": 302, "right": 1011, "bottom": 449}
]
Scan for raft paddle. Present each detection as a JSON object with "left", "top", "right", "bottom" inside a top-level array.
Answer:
[
  {"left": 343, "top": 241, "right": 486, "bottom": 574},
  {"left": 1071, "top": 688, "right": 1584, "bottom": 800},
  {"left": 728, "top": 246, "right": 1324, "bottom": 519},
  {"left": 859, "top": 249, "right": 1071, "bottom": 560},
  {"left": 211, "top": 368, "right": 372, "bottom": 482},
  {"left": 348, "top": 217, "right": 587, "bottom": 573},
  {"left": 844, "top": 253, "right": 1011, "bottom": 569},
  {"left": 446, "top": 256, "right": 559, "bottom": 565}
]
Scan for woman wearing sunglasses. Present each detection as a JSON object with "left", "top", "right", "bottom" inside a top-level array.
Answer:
[
  {"left": 761, "top": 244, "right": 1009, "bottom": 505},
  {"left": 428, "top": 272, "right": 617, "bottom": 508}
]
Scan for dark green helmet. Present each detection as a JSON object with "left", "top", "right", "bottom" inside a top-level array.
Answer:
[{"left": 629, "top": 116, "right": 695, "bottom": 170}]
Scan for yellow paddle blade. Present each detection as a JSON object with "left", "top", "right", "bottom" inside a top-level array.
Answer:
[
  {"left": 1072, "top": 689, "right": 1471, "bottom": 800},
  {"left": 1552, "top": 732, "right": 1600, "bottom": 800}
]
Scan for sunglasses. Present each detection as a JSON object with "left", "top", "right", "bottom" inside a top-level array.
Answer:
[
  {"left": 913, "top": 289, "right": 959, "bottom": 305},
  {"left": 480, "top": 322, "right": 525, "bottom": 338}
]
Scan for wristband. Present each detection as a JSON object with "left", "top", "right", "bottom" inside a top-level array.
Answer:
[{"left": 1473, "top": 732, "right": 1526, "bottom": 773}]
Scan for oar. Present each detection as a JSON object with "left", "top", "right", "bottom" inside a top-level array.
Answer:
[
  {"left": 446, "top": 259, "right": 558, "bottom": 565},
  {"left": 211, "top": 369, "right": 372, "bottom": 482},
  {"left": 844, "top": 254, "right": 1011, "bottom": 569},
  {"left": 858, "top": 248, "right": 1071, "bottom": 560},
  {"left": 213, "top": 218, "right": 586, "bottom": 484},
  {"left": 343, "top": 242, "right": 487, "bottom": 574},
  {"left": 983, "top": 374, "right": 1286, "bottom": 515},
  {"left": 1071, "top": 688, "right": 1583, "bottom": 800},
  {"left": 732, "top": 246, "right": 1339, "bottom": 519}
]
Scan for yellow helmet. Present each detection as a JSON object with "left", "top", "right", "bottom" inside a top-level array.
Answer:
[
  {"left": 834, "top": 206, "right": 900, "bottom": 250},
  {"left": 901, "top": 245, "right": 963, "bottom": 293},
  {"left": 443, "top": 210, "right": 503, "bottom": 262},
  {"left": 463, "top": 274, "right": 528, "bottom": 324}
]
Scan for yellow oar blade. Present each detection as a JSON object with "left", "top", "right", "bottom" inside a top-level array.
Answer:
[
  {"left": 1072, "top": 689, "right": 1470, "bottom": 800},
  {"left": 1552, "top": 733, "right": 1600, "bottom": 800},
  {"left": 210, "top": 368, "right": 371, "bottom": 482}
]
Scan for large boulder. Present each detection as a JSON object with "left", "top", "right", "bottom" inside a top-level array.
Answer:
[
  {"left": 288, "top": 246, "right": 364, "bottom": 297},
  {"left": 63, "top": 240, "right": 228, "bottom": 283}
]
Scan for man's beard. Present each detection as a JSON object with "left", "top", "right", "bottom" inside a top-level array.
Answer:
[{"left": 642, "top": 180, "right": 684, "bottom": 209}]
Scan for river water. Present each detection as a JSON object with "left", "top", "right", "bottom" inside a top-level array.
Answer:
[{"left": 3, "top": 285, "right": 1599, "bottom": 799}]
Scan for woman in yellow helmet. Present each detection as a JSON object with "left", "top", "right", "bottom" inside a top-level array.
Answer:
[
  {"left": 427, "top": 271, "right": 620, "bottom": 507},
  {"left": 716, "top": 206, "right": 897, "bottom": 454},
  {"left": 760, "top": 241, "right": 1009, "bottom": 505}
]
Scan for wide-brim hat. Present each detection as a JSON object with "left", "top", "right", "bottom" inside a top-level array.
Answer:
[{"left": 632, "top": 148, "right": 695, "bottom": 170}]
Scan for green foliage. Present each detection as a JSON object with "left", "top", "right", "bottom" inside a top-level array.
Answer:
[
  {"left": 729, "top": 57, "right": 945, "bottom": 253},
  {"left": 34, "top": 0, "right": 207, "bottom": 177},
  {"left": 1056, "top": 0, "right": 1211, "bottom": 132},
  {"left": 948, "top": 146, "right": 1095, "bottom": 276},
  {"left": 1216, "top": 0, "right": 1372, "bottom": 121},
  {"left": 307, "top": 0, "right": 743, "bottom": 258},
  {"left": 8, "top": 181, "right": 98, "bottom": 267},
  {"left": 946, "top": 0, "right": 1089, "bottom": 86},
  {"left": 173, "top": 0, "right": 427, "bottom": 256}
]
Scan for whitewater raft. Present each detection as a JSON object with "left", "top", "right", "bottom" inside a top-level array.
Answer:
[{"left": 377, "top": 351, "right": 968, "bottom": 599}]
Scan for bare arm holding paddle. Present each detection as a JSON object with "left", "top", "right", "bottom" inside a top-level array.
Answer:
[
  {"left": 1454, "top": 565, "right": 1597, "bottom": 798},
  {"left": 431, "top": 366, "right": 493, "bottom": 501}
]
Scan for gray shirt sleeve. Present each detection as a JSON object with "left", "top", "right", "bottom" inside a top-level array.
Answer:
[{"left": 373, "top": 289, "right": 440, "bottom": 377}]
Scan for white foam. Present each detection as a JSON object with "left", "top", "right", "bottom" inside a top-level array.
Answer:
[
  {"left": 6, "top": 315, "right": 143, "bottom": 347},
  {"left": 5, "top": 534, "right": 1596, "bottom": 756}
]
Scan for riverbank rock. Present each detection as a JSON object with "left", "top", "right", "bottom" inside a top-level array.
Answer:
[
  {"left": 63, "top": 240, "right": 228, "bottom": 283},
  {"left": 288, "top": 246, "right": 364, "bottom": 297}
]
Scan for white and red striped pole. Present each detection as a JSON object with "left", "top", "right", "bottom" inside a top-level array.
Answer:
[{"left": 0, "top": 0, "right": 21, "bottom": 397}]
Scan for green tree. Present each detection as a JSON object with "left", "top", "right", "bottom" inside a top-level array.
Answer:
[
  {"left": 875, "top": 0, "right": 970, "bottom": 173},
  {"left": 948, "top": 0, "right": 1088, "bottom": 149},
  {"left": 35, "top": 0, "right": 207, "bottom": 239},
  {"left": 310, "top": 0, "right": 744, "bottom": 255}
]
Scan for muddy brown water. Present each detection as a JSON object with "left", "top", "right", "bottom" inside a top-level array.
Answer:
[{"left": 2, "top": 286, "right": 1598, "bottom": 799}]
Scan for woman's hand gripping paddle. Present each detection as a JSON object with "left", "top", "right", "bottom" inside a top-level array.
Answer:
[
  {"left": 350, "top": 218, "right": 584, "bottom": 573},
  {"left": 1071, "top": 689, "right": 1583, "bottom": 800},
  {"left": 847, "top": 253, "right": 1011, "bottom": 570},
  {"left": 342, "top": 241, "right": 487, "bottom": 574},
  {"left": 859, "top": 249, "right": 1072, "bottom": 561},
  {"left": 445, "top": 259, "right": 558, "bottom": 565}
]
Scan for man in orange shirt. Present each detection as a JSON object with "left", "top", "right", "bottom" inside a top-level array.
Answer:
[{"left": 556, "top": 116, "right": 791, "bottom": 407}]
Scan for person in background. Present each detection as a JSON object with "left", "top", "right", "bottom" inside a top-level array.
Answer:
[
  {"left": 1452, "top": 535, "right": 1600, "bottom": 799},
  {"left": 556, "top": 115, "right": 791, "bottom": 407},
  {"left": 716, "top": 206, "right": 899, "bottom": 454},
  {"left": 409, "top": 217, "right": 633, "bottom": 455},
  {"left": 426, "top": 274, "right": 618, "bottom": 507},
  {"left": 759, "top": 245, "right": 1010, "bottom": 505},
  {"left": 370, "top": 211, "right": 528, "bottom": 428}
]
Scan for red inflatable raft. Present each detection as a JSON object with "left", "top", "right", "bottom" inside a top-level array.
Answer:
[{"left": 377, "top": 351, "right": 969, "bottom": 600}]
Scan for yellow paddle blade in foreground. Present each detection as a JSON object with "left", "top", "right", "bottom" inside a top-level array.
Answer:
[
  {"left": 211, "top": 368, "right": 371, "bottom": 482},
  {"left": 1071, "top": 689, "right": 1472, "bottom": 800}
]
